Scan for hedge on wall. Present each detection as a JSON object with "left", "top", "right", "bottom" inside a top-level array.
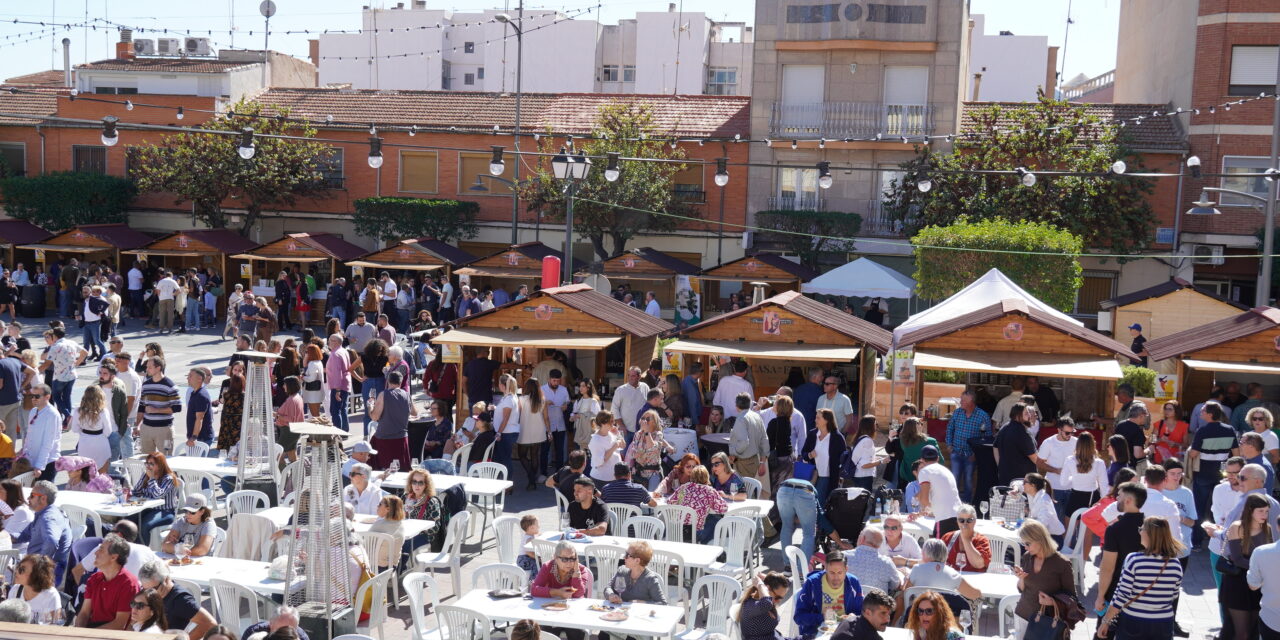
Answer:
[
  {"left": 352, "top": 197, "right": 480, "bottom": 244},
  {"left": 1, "top": 171, "right": 135, "bottom": 231}
]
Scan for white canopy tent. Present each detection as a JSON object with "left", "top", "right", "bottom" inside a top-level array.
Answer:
[
  {"left": 893, "top": 268, "right": 1083, "bottom": 342},
  {"left": 801, "top": 257, "right": 917, "bottom": 299}
]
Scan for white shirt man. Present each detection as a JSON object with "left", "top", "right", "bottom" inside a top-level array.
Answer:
[
  {"left": 713, "top": 365, "right": 755, "bottom": 421},
  {"left": 127, "top": 266, "right": 143, "bottom": 292},
  {"left": 991, "top": 382, "right": 1026, "bottom": 428},
  {"left": 1036, "top": 426, "right": 1077, "bottom": 492},
  {"left": 541, "top": 375, "right": 571, "bottom": 436},
  {"left": 644, "top": 293, "right": 661, "bottom": 318},
  {"left": 610, "top": 367, "right": 650, "bottom": 434},
  {"left": 155, "top": 274, "right": 179, "bottom": 301},
  {"left": 916, "top": 448, "right": 960, "bottom": 521},
  {"left": 816, "top": 377, "right": 854, "bottom": 433},
  {"left": 11, "top": 265, "right": 29, "bottom": 288}
]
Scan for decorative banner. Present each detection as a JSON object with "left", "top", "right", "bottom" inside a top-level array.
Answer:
[
  {"left": 673, "top": 275, "right": 701, "bottom": 329},
  {"left": 175, "top": 236, "right": 191, "bottom": 249},
  {"left": 240, "top": 263, "right": 252, "bottom": 278},
  {"left": 761, "top": 310, "right": 782, "bottom": 335},
  {"left": 34, "top": 249, "right": 45, "bottom": 262},
  {"left": 744, "top": 260, "right": 758, "bottom": 272},
  {"left": 1155, "top": 374, "right": 1179, "bottom": 401},
  {"left": 285, "top": 240, "right": 299, "bottom": 252},
  {"left": 351, "top": 265, "right": 364, "bottom": 279},
  {"left": 533, "top": 303, "right": 555, "bottom": 321},
  {"left": 661, "top": 349, "right": 682, "bottom": 376},
  {"left": 1002, "top": 322, "right": 1024, "bottom": 341},
  {"left": 441, "top": 343, "right": 462, "bottom": 364},
  {"left": 622, "top": 257, "right": 636, "bottom": 269},
  {"left": 893, "top": 348, "right": 915, "bottom": 383},
  {"left": 506, "top": 252, "right": 521, "bottom": 266}
]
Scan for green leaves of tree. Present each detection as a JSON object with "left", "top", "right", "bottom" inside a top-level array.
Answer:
[
  {"left": 754, "top": 209, "right": 862, "bottom": 269},
  {"left": 1, "top": 171, "right": 134, "bottom": 231},
  {"left": 352, "top": 197, "right": 480, "bottom": 243}
]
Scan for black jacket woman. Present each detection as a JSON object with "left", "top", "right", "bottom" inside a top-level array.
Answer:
[{"left": 800, "top": 407, "right": 847, "bottom": 512}]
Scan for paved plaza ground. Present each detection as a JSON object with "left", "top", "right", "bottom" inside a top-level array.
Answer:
[{"left": 19, "top": 318, "right": 1224, "bottom": 640}]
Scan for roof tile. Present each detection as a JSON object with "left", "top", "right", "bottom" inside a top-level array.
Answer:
[
  {"left": 960, "top": 102, "right": 1186, "bottom": 152},
  {"left": 0, "top": 87, "right": 59, "bottom": 125},
  {"left": 1145, "top": 307, "right": 1280, "bottom": 361},
  {"left": 3, "top": 70, "right": 67, "bottom": 87},
  {"left": 75, "top": 58, "right": 257, "bottom": 74}
]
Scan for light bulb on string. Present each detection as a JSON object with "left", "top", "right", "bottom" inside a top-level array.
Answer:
[
  {"left": 175, "top": 106, "right": 184, "bottom": 120},
  {"left": 237, "top": 128, "right": 255, "bottom": 160},
  {"left": 100, "top": 116, "right": 119, "bottom": 146},
  {"left": 1186, "top": 155, "right": 1202, "bottom": 179},
  {"left": 409, "top": 125, "right": 417, "bottom": 137},
  {"left": 125, "top": 100, "right": 133, "bottom": 111},
  {"left": 714, "top": 158, "right": 729, "bottom": 187},
  {"left": 917, "top": 171, "right": 932, "bottom": 193},
  {"left": 817, "top": 161, "right": 832, "bottom": 189},
  {"left": 368, "top": 136, "right": 384, "bottom": 169},
  {"left": 1016, "top": 167, "right": 1036, "bottom": 187},
  {"left": 604, "top": 152, "right": 621, "bottom": 182},
  {"left": 488, "top": 145, "right": 505, "bottom": 176},
  {"left": 1110, "top": 160, "right": 1127, "bottom": 175}
]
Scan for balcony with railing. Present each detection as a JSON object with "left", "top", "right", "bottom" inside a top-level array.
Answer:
[
  {"left": 766, "top": 194, "right": 826, "bottom": 211},
  {"left": 769, "top": 102, "right": 935, "bottom": 139}
]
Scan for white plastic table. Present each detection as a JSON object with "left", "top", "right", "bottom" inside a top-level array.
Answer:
[
  {"left": 157, "top": 553, "right": 293, "bottom": 595},
  {"left": 532, "top": 532, "right": 722, "bottom": 570},
  {"left": 652, "top": 496, "right": 773, "bottom": 520},
  {"left": 381, "top": 471, "right": 512, "bottom": 497},
  {"left": 26, "top": 488, "right": 163, "bottom": 519},
  {"left": 819, "top": 627, "right": 1000, "bottom": 640},
  {"left": 897, "top": 516, "right": 1021, "bottom": 546},
  {"left": 163, "top": 455, "right": 241, "bottom": 478},
  {"left": 257, "top": 506, "right": 436, "bottom": 539},
  {"left": 453, "top": 588, "right": 684, "bottom": 637},
  {"left": 958, "top": 570, "right": 1020, "bottom": 602},
  {"left": 664, "top": 428, "right": 698, "bottom": 457}
]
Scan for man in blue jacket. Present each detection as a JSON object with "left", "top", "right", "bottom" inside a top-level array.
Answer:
[
  {"left": 13, "top": 481, "right": 73, "bottom": 582},
  {"left": 793, "top": 553, "right": 864, "bottom": 638}
]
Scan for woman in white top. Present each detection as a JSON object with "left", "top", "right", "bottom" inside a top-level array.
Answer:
[
  {"left": 70, "top": 385, "right": 114, "bottom": 473},
  {"left": 223, "top": 283, "right": 244, "bottom": 340},
  {"left": 300, "top": 343, "right": 326, "bottom": 417},
  {"left": 517, "top": 378, "right": 549, "bottom": 490},
  {"left": 848, "top": 415, "right": 883, "bottom": 491},
  {"left": 1059, "top": 431, "right": 1110, "bottom": 519},
  {"left": 588, "top": 410, "right": 625, "bottom": 484},
  {"left": 571, "top": 379, "right": 603, "bottom": 451},
  {"left": 878, "top": 514, "right": 923, "bottom": 567},
  {"left": 2, "top": 479, "right": 34, "bottom": 550},
  {"left": 494, "top": 374, "right": 522, "bottom": 485},
  {"left": 1022, "top": 473, "right": 1066, "bottom": 536},
  {"left": 9, "top": 554, "right": 62, "bottom": 624}
]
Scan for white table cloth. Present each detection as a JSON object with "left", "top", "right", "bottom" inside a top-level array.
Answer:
[
  {"left": 257, "top": 506, "right": 436, "bottom": 539},
  {"left": 163, "top": 455, "right": 241, "bottom": 478},
  {"left": 27, "top": 488, "right": 163, "bottom": 519},
  {"left": 381, "top": 471, "right": 512, "bottom": 497},
  {"left": 664, "top": 428, "right": 698, "bottom": 458},
  {"left": 453, "top": 588, "right": 683, "bottom": 637},
  {"left": 532, "top": 532, "right": 722, "bottom": 570},
  {"left": 158, "top": 553, "right": 293, "bottom": 595}
]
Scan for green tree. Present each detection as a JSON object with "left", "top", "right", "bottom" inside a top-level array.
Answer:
[
  {"left": 1, "top": 171, "right": 135, "bottom": 231},
  {"left": 519, "top": 103, "right": 696, "bottom": 260},
  {"left": 755, "top": 210, "right": 862, "bottom": 270},
  {"left": 352, "top": 197, "right": 480, "bottom": 243},
  {"left": 882, "top": 94, "right": 1156, "bottom": 255},
  {"left": 128, "top": 99, "right": 331, "bottom": 235},
  {"left": 912, "top": 218, "right": 1084, "bottom": 311}
]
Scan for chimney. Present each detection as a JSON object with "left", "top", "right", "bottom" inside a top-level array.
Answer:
[
  {"left": 971, "top": 72, "right": 983, "bottom": 101},
  {"left": 115, "top": 28, "right": 134, "bottom": 60},
  {"left": 62, "top": 38, "right": 72, "bottom": 87},
  {"left": 669, "top": 2, "right": 676, "bottom": 11}
]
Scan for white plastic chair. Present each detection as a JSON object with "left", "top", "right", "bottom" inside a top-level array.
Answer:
[
  {"left": 358, "top": 530, "right": 402, "bottom": 605},
  {"left": 554, "top": 490, "right": 571, "bottom": 529},
  {"left": 279, "top": 459, "right": 304, "bottom": 503},
  {"left": 997, "top": 594, "right": 1019, "bottom": 637},
  {"left": 988, "top": 537, "right": 1022, "bottom": 569},
  {"left": 403, "top": 572, "right": 444, "bottom": 640},
  {"left": 174, "top": 441, "right": 211, "bottom": 457},
  {"left": 654, "top": 504, "right": 697, "bottom": 543},
  {"left": 621, "top": 515, "right": 665, "bottom": 540},
  {"left": 209, "top": 577, "right": 270, "bottom": 636},
  {"left": 466, "top": 463, "right": 507, "bottom": 541},
  {"left": 740, "top": 476, "right": 762, "bottom": 499},
  {"left": 606, "top": 502, "right": 642, "bottom": 535},
  {"left": 1060, "top": 507, "right": 1089, "bottom": 593},
  {"left": 11, "top": 471, "right": 34, "bottom": 488},
  {"left": 172, "top": 578, "right": 204, "bottom": 601},
  {"left": 482, "top": 441, "right": 495, "bottom": 462},
  {"left": 784, "top": 545, "right": 809, "bottom": 635},
  {"left": 470, "top": 562, "right": 528, "bottom": 591},
  {"left": 177, "top": 469, "right": 223, "bottom": 509},
  {"left": 492, "top": 516, "right": 524, "bottom": 566},
  {"left": 676, "top": 575, "right": 743, "bottom": 640},
  {"left": 414, "top": 510, "right": 469, "bottom": 599},
  {"left": 649, "top": 548, "right": 688, "bottom": 604},
  {"left": 353, "top": 568, "right": 394, "bottom": 640},
  {"left": 60, "top": 504, "right": 104, "bottom": 539},
  {"left": 436, "top": 605, "right": 492, "bottom": 640},
  {"left": 451, "top": 443, "right": 473, "bottom": 476},
  {"left": 226, "top": 489, "right": 270, "bottom": 518},
  {"left": 335, "top": 635, "right": 378, "bottom": 640},
  {"left": 530, "top": 538, "right": 558, "bottom": 566},
  {"left": 122, "top": 458, "right": 147, "bottom": 487},
  {"left": 585, "top": 543, "right": 627, "bottom": 598},
  {"left": 706, "top": 515, "right": 754, "bottom": 580}
]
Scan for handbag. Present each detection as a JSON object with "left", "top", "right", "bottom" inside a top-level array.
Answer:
[
  {"left": 792, "top": 460, "right": 816, "bottom": 481},
  {"left": 1024, "top": 604, "right": 1070, "bottom": 640},
  {"left": 304, "top": 378, "right": 322, "bottom": 392},
  {"left": 1215, "top": 553, "right": 1243, "bottom": 576}
]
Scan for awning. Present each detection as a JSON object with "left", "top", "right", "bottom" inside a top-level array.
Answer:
[
  {"left": 695, "top": 275, "right": 797, "bottom": 283},
  {"left": 120, "top": 249, "right": 207, "bottom": 257},
  {"left": 913, "top": 349, "right": 1124, "bottom": 380},
  {"left": 347, "top": 260, "right": 445, "bottom": 272},
  {"left": 429, "top": 327, "right": 621, "bottom": 349},
  {"left": 230, "top": 253, "right": 329, "bottom": 263},
  {"left": 453, "top": 267, "right": 544, "bottom": 279},
  {"left": 664, "top": 338, "right": 860, "bottom": 362},
  {"left": 17, "top": 243, "right": 113, "bottom": 253},
  {"left": 1182, "top": 358, "right": 1280, "bottom": 375}
]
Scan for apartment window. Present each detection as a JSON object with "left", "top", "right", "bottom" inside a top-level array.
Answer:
[
  {"left": 1229, "top": 46, "right": 1277, "bottom": 96},
  {"left": 602, "top": 65, "right": 620, "bottom": 82},
  {"left": 477, "top": 67, "right": 485, "bottom": 79},
  {"left": 93, "top": 86, "right": 138, "bottom": 94},
  {"left": 623, "top": 65, "right": 635, "bottom": 82},
  {"left": 72, "top": 145, "right": 107, "bottom": 175},
  {"left": 1222, "top": 156, "right": 1271, "bottom": 205},
  {"left": 464, "top": 73, "right": 475, "bottom": 86},
  {"left": 463, "top": 42, "right": 475, "bottom": 54},
  {"left": 317, "top": 147, "right": 344, "bottom": 189},
  {"left": 706, "top": 67, "right": 738, "bottom": 95},
  {"left": 1074, "top": 271, "right": 1117, "bottom": 315},
  {"left": 778, "top": 167, "right": 819, "bottom": 209},
  {"left": 399, "top": 150, "right": 439, "bottom": 193},
  {"left": 672, "top": 164, "right": 705, "bottom": 203},
  {"left": 0, "top": 142, "right": 26, "bottom": 177},
  {"left": 458, "top": 152, "right": 512, "bottom": 195}
]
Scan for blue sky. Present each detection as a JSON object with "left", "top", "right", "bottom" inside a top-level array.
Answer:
[{"left": 1, "top": 0, "right": 1119, "bottom": 85}]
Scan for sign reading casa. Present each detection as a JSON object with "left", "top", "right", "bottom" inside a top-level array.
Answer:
[{"left": 786, "top": 3, "right": 927, "bottom": 24}]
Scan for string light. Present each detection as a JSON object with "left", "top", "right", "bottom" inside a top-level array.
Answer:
[
  {"left": 1016, "top": 167, "right": 1036, "bottom": 187},
  {"left": 817, "top": 162, "right": 833, "bottom": 189},
  {"left": 604, "top": 152, "right": 621, "bottom": 182},
  {"left": 916, "top": 171, "right": 933, "bottom": 193},
  {"left": 488, "top": 145, "right": 505, "bottom": 176},
  {"left": 175, "top": 106, "right": 184, "bottom": 120},
  {"left": 1110, "top": 160, "right": 1127, "bottom": 175},
  {"left": 237, "top": 128, "right": 255, "bottom": 160},
  {"left": 124, "top": 100, "right": 134, "bottom": 111},
  {"left": 1187, "top": 155, "right": 1202, "bottom": 179},
  {"left": 100, "top": 116, "right": 119, "bottom": 146},
  {"left": 367, "top": 136, "right": 384, "bottom": 169},
  {"left": 714, "top": 158, "right": 729, "bottom": 187}
]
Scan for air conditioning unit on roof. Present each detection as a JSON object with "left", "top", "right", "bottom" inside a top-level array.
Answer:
[
  {"left": 1190, "top": 243, "right": 1225, "bottom": 266},
  {"left": 156, "top": 38, "right": 181, "bottom": 56},
  {"left": 132, "top": 39, "right": 156, "bottom": 56},
  {"left": 185, "top": 37, "right": 213, "bottom": 56}
]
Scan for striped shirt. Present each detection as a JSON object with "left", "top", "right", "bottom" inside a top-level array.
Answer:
[
  {"left": 1110, "top": 553, "right": 1183, "bottom": 620},
  {"left": 133, "top": 473, "right": 180, "bottom": 511},
  {"left": 139, "top": 375, "right": 182, "bottom": 428}
]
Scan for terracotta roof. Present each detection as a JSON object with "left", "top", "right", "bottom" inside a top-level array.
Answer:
[
  {"left": 898, "top": 297, "right": 1137, "bottom": 359},
  {"left": 3, "top": 70, "right": 67, "bottom": 87},
  {"left": 290, "top": 233, "right": 367, "bottom": 262},
  {"left": 960, "top": 102, "right": 1187, "bottom": 152},
  {"left": 160, "top": 229, "right": 260, "bottom": 255},
  {"left": 629, "top": 248, "right": 701, "bottom": 275},
  {"left": 1145, "top": 307, "right": 1280, "bottom": 361},
  {"left": 255, "top": 88, "right": 751, "bottom": 137},
  {"left": 405, "top": 238, "right": 477, "bottom": 265},
  {"left": 0, "top": 220, "right": 51, "bottom": 246},
  {"left": 677, "top": 290, "right": 893, "bottom": 353},
  {"left": 1099, "top": 277, "right": 1248, "bottom": 311},
  {"left": 76, "top": 224, "right": 155, "bottom": 250},
  {"left": 0, "top": 87, "right": 58, "bottom": 125},
  {"left": 75, "top": 58, "right": 257, "bottom": 74},
  {"left": 542, "top": 284, "right": 672, "bottom": 337}
]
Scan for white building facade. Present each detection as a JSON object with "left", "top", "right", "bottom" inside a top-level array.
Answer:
[{"left": 965, "top": 14, "right": 1055, "bottom": 101}]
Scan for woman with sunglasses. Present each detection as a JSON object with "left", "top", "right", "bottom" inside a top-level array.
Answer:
[
  {"left": 604, "top": 541, "right": 667, "bottom": 613},
  {"left": 736, "top": 571, "right": 792, "bottom": 640},
  {"left": 369, "top": 494, "right": 406, "bottom": 569},
  {"left": 709, "top": 451, "right": 747, "bottom": 501},
  {"left": 1012, "top": 520, "right": 1075, "bottom": 638},
  {"left": 8, "top": 554, "right": 60, "bottom": 623},
  {"left": 530, "top": 540, "right": 594, "bottom": 640},
  {"left": 904, "top": 590, "right": 962, "bottom": 640},
  {"left": 629, "top": 410, "right": 676, "bottom": 492},
  {"left": 1245, "top": 407, "right": 1279, "bottom": 463},
  {"left": 402, "top": 468, "right": 442, "bottom": 552},
  {"left": 129, "top": 587, "right": 168, "bottom": 633},
  {"left": 133, "top": 451, "right": 182, "bottom": 541}
]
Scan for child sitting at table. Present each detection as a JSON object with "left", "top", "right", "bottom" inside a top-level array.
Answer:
[{"left": 517, "top": 514, "right": 540, "bottom": 579}]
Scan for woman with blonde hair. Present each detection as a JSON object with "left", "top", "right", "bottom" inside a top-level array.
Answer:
[
  {"left": 588, "top": 410, "right": 624, "bottom": 486},
  {"left": 493, "top": 373, "right": 522, "bottom": 482},
  {"left": 1011, "top": 519, "right": 1075, "bottom": 638},
  {"left": 1100, "top": 517, "right": 1186, "bottom": 640},
  {"left": 904, "top": 590, "right": 962, "bottom": 640},
  {"left": 517, "top": 377, "right": 549, "bottom": 490},
  {"left": 628, "top": 409, "right": 675, "bottom": 491},
  {"left": 70, "top": 384, "right": 113, "bottom": 472},
  {"left": 224, "top": 283, "right": 244, "bottom": 340},
  {"left": 1245, "top": 406, "right": 1278, "bottom": 462}
]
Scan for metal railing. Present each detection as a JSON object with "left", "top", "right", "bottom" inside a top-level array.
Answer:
[
  {"left": 769, "top": 102, "right": 935, "bottom": 138},
  {"left": 766, "top": 194, "right": 826, "bottom": 211}
]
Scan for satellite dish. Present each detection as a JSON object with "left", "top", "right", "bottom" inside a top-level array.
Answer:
[
  {"left": 583, "top": 273, "right": 612, "bottom": 296},
  {"left": 259, "top": 0, "right": 277, "bottom": 18}
]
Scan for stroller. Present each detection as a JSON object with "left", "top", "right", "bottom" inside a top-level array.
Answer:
[{"left": 824, "top": 486, "right": 873, "bottom": 543}]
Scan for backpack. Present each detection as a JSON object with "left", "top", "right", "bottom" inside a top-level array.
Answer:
[
  {"left": 431, "top": 484, "right": 468, "bottom": 552},
  {"left": 839, "top": 435, "right": 870, "bottom": 480}
]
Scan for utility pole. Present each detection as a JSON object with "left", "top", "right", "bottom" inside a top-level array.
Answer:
[
  {"left": 1260, "top": 45, "right": 1280, "bottom": 307},
  {"left": 259, "top": 1, "right": 276, "bottom": 88}
]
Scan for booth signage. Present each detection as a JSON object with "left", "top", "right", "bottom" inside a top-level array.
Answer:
[
  {"left": 351, "top": 265, "right": 364, "bottom": 279},
  {"left": 745, "top": 260, "right": 759, "bottom": 272},
  {"left": 893, "top": 348, "right": 915, "bottom": 383},
  {"left": 674, "top": 275, "right": 701, "bottom": 327},
  {"left": 661, "top": 349, "right": 682, "bottom": 376},
  {"left": 441, "top": 343, "right": 463, "bottom": 364},
  {"left": 240, "top": 263, "right": 252, "bottom": 278},
  {"left": 285, "top": 241, "right": 299, "bottom": 252},
  {"left": 760, "top": 310, "right": 783, "bottom": 335},
  {"left": 1155, "top": 374, "right": 1178, "bottom": 401},
  {"left": 176, "top": 236, "right": 191, "bottom": 249},
  {"left": 1002, "top": 322, "right": 1024, "bottom": 341},
  {"left": 622, "top": 257, "right": 637, "bottom": 269},
  {"left": 34, "top": 249, "right": 45, "bottom": 262},
  {"left": 525, "top": 304, "right": 564, "bottom": 320},
  {"left": 506, "top": 252, "right": 521, "bottom": 266}
]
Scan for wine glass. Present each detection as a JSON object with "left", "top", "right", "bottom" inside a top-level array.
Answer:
[
  {"left": 979, "top": 500, "right": 990, "bottom": 519},
  {"left": 175, "top": 541, "right": 189, "bottom": 564},
  {"left": 956, "top": 553, "right": 967, "bottom": 572},
  {"left": 389, "top": 459, "right": 401, "bottom": 473},
  {"left": 959, "top": 610, "right": 972, "bottom": 634}
]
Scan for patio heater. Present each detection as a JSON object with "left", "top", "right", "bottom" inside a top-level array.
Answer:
[
  {"left": 237, "top": 351, "right": 280, "bottom": 502},
  {"left": 284, "top": 422, "right": 356, "bottom": 640}
]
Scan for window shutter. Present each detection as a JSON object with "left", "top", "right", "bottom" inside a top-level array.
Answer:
[{"left": 1230, "top": 46, "right": 1278, "bottom": 86}]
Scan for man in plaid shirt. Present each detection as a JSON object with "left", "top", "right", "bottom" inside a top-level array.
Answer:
[{"left": 944, "top": 390, "right": 989, "bottom": 502}]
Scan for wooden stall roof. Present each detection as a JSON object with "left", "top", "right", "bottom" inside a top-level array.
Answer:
[
  {"left": 1099, "top": 277, "right": 1248, "bottom": 311},
  {"left": 453, "top": 283, "right": 671, "bottom": 338},
  {"left": 123, "top": 229, "right": 260, "bottom": 257},
  {"left": 0, "top": 220, "right": 51, "bottom": 246},
  {"left": 673, "top": 290, "right": 892, "bottom": 353},
  {"left": 586, "top": 247, "right": 701, "bottom": 279},
  {"left": 348, "top": 237, "right": 478, "bottom": 271},
  {"left": 19, "top": 223, "right": 153, "bottom": 252},
  {"left": 699, "top": 252, "right": 821, "bottom": 282},
  {"left": 0, "top": 620, "right": 172, "bottom": 640},
  {"left": 232, "top": 232, "right": 366, "bottom": 262},
  {"left": 1145, "top": 306, "right": 1280, "bottom": 361},
  {"left": 898, "top": 297, "right": 1137, "bottom": 360},
  {"left": 453, "top": 241, "right": 586, "bottom": 278}
]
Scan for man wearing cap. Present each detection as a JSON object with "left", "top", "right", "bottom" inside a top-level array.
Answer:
[
  {"left": 162, "top": 494, "right": 216, "bottom": 558},
  {"left": 914, "top": 445, "right": 961, "bottom": 537},
  {"left": 1128, "top": 323, "right": 1148, "bottom": 367},
  {"left": 343, "top": 441, "right": 377, "bottom": 479},
  {"left": 568, "top": 477, "right": 610, "bottom": 536}
]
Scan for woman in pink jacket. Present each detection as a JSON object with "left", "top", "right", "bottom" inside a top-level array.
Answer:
[{"left": 530, "top": 540, "right": 594, "bottom": 640}]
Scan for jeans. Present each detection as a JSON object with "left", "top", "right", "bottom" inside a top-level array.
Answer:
[
  {"left": 1053, "top": 489, "right": 1072, "bottom": 522},
  {"left": 58, "top": 289, "right": 70, "bottom": 317},
  {"left": 950, "top": 453, "right": 974, "bottom": 502},
  {"left": 107, "top": 431, "right": 122, "bottom": 462},
  {"left": 1114, "top": 613, "right": 1172, "bottom": 640},
  {"left": 776, "top": 482, "right": 820, "bottom": 560},
  {"left": 330, "top": 389, "right": 350, "bottom": 433},
  {"left": 185, "top": 303, "right": 200, "bottom": 330},
  {"left": 815, "top": 476, "right": 835, "bottom": 534},
  {"left": 139, "top": 509, "right": 174, "bottom": 543},
  {"left": 129, "top": 290, "right": 145, "bottom": 317},
  {"left": 494, "top": 432, "right": 518, "bottom": 479},
  {"left": 697, "top": 513, "right": 723, "bottom": 544},
  {"left": 1192, "top": 477, "right": 1215, "bottom": 546},
  {"left": 331, "top": 306, "right": 347, "bottom": 328},
  {"left": 51, "top": 379, "right": 74, "bottom": 422},
  {"left": 361, "top": 377, "right": 386, "bottom": 428},
  {"left": 82, "top": 320, "right": 104, "bottom": 357},
  {"left": 119, "top": 428, "right": 134, "bottom": 459}
]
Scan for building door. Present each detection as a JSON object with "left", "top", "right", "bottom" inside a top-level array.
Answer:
[
  {"left": 883, "top": 66, "right": 929, "bottom": 135},
  {"left": 780, "top": 65, "right": 825, "bottom": 134}
]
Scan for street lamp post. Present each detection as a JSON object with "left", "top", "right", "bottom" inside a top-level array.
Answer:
[
  {"left": 496, "top": 7, "right": 524, "bottom": 246},
  {"left": 1186, "top": 185, "right": 1280, "bottom": 304},
  {"left": 552, "top": 147, "right": 591, "bottom": 285}
]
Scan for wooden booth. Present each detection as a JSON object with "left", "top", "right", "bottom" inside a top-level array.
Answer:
[
  {"left": 1099, "top": 277, "right": 1246, "bottom": 373},
  {"left": 0, "top": 220, "right": 51, "bottom": 270},
  {"left": 346, "top": 237, "right": 477, "bottom": 280},
  {"left": 453, "top": 241, "right": 585, "bottom": 294},
  {"left": 429, "top": 283, "right": 672, "bottom": 424},
  {"left": 1145, "top": 306, "right": 1280, "bottom": 413},
  {"left": 19, "top": 223, "right": 154, "bottom": 310},
  {"left": 231, "top": 232, "right": 366, "bottom": 326},
  {"left": 699, "top": 253, "right": 820, "bottom": 312},
  {"left": 581, "top": 247, "right": 701, "bottom": 312},
  {"left": 664, "top": 290, "right": 892, "bottom": 417},
  {"left": 122, "top": 229, "right": 259, "bottom": 317}
]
